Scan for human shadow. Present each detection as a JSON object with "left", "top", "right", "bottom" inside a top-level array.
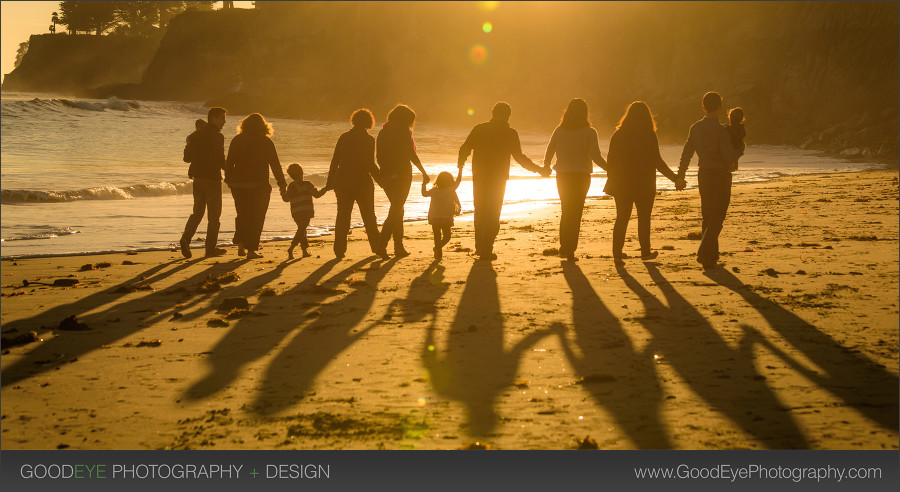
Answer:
[
  {"left": 555, "top": 262, "right": 671, "bottom": 448},
  {"left": 184, "top": 257, "right": 341, "bottom": 401},
  {"left": 1, "top": 257, "right": 244, "bottom": 388},
  {"left": 176, "top": 256, "right": 301, "bottom": 324},
  {"left": 246, "top": 256, "right": 398, "bottom": 416},
  {"left": 382, "top": 260, "right": 448, "bottom": 326},
  {"left": 424, "top": 261, "right": 556, "bottom": 437},
  {"left": 3, "top": 257, "right": 192, "bottom": 335},
  {"left": 617, "top": 263, "right": 810, "bottom": 448},
  {"left": 704, "top": 268, "right": 899, "bottom": 431}
]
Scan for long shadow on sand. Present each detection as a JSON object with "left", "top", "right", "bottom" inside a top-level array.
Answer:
[
  {"left": 243, "top": 256, "right": 397, "bottom": 416},
  {"left": 424, "top": 261, "right": 556, "bottom": 437},
  {"left": 385, "top": 260, "right": 448, "bottom": 326},
  {"left": 705, "top": 268, "right": 899, "bottom": 432},
  {"left": 555, "top": 262, "right": 671, "bottom": 448},
  {"left": 618, "top": 263, "right": 810, "bottom": 448},
  {"left": 184, "top": 257, "right": 341, "bottom": 401},
  {"left": 1, "top": 257, "right": 243, "bottom": 387},
  {"left": 176, "top": 256, "right": 303, "bottom": 325}
]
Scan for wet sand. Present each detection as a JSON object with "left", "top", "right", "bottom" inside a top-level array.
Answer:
[{"left": 1, "top": 170, "right": 897, "bottom": 450}]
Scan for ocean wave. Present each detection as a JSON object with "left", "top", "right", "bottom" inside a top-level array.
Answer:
[
  {"left": 1, "top": 181, "right": 193, "bottom": 204},
  {"left": 1, "top": 96, "right": 207, "bottom": 119},
  {"left": 1, "top": 227, "right": 82, "bottom": 242},
  {"left": 1, "top": 96, "right": 140, "bottom": 115}
]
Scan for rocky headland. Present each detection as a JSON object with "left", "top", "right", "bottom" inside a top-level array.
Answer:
[{"left": 3, "top": 2, "right": 898, "bottom": 162}]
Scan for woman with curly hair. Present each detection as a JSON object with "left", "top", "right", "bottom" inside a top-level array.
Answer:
[
  {"left": 224, "top": 113, "right": 287, "bottom": 259},
  {"left": 325, "top": 108, "right": 385, "bottom": 259}
]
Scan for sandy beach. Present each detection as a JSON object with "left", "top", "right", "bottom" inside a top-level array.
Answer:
[{"left": 1, "top": 170, "right": 897, "bottom": 450}]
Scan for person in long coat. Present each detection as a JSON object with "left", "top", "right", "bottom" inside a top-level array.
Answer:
[
  {"left": 605, "top": 101, "right": 684, "bottom": 264},
  {"left": 376, "top": 104, "right": 429, "bottom": 258},
  {"left": 224, "top": 113, "right": 287, "bottom": 259}
]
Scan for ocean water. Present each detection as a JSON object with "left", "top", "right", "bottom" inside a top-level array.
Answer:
[{"left": 0, "top": 93, "right": 884, "bottom": 258}]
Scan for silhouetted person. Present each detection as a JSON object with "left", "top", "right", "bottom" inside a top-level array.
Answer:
[
  {"left": 605, "top": 101, "right": 684, "bottom": 264},
  {"left": 458, "top": 102, "right": 545, "bottom": 261},
  {"left": 224, "top": 113, "right": 287, "bottom": 259},
  {"left": 325, "top": 108, "right": 386, "bottom": 259},
  {"left": 725, "top": 107, "right": 747, "bottom": 171},
  {"left": 281, "top": 163, "right": 327, "bottom": 259},
  {"left": 422, "top": 169, "right": 463, "bottom": 260},
  {"left": 180, "top": 107, "right": 227, "bottom": 258},
  {"left": 376, "top": 104, "right": 429, "bottom": 258},
  {"left": 677, "top": 92, "right": 743, "bottom": 269},
  {"left": 542, "top": 98, "right": 607, "bottom": 261}
]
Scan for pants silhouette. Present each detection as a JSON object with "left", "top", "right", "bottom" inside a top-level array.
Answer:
[
  {"left": 231, "top": 184, "right": 271, "bottom": 252},
  {"left": 697, "top": 168, "right": 732, "bottom": 264},
  {"left": 379, "top": 172, "right": 411, "bottom": 254},
  {"left": 291, "top": 216, "right": 311, "bottom": 250},
  {"left": 182, "top": 178, "right": 222, "bottom": 253},
  {"left": 334, "top": 182, "right": 381, "bottom": 257},
  {"left": 473, "top": 177, "right": 507, "bottom": 255},
  {"left": 556, "top": 172, "right": 591, "bottom": 256},
  {"left": 613, "top": 189, "right": 655, "bottom": 256}
]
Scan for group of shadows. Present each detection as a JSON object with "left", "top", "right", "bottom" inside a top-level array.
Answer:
[{"left": 2, "top": 255, "right": 897, "bottom": 448}]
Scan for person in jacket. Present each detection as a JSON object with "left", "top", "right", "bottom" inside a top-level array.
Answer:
[
  {"left": 458, "top": 102, "right": 546, "bottom": 261},
  {"left": 677, "top": 92, "right": 743, "bottom": 269},
  {"left": 325, "top": 108, "right": 386, "bottom": 259},
  {"left": 180, "top": 107, "right": 227, "bottom": 258}
]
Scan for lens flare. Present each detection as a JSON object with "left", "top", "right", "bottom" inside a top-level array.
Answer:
[
  {"left": 469, "top": 44, "right": 488, "bottom": 65},
  {"left": 482, "top": 22, "right": 493, "bottom": 33},
  {"left": 467, "top": 108, "right": 475, "bottom": 116},
  {"left": 427, "top": 344, "right": 435, "bottom": 352},
  {"left": 417, "top": 397, "right": 427, "bottom": 407}
]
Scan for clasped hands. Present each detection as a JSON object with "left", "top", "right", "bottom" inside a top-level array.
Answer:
[
  {"left": 674, "top": 177, "right": 687, "bottom": 191},
  {"left": 539, "top": 164, "right": 552, "bottom": 177}
]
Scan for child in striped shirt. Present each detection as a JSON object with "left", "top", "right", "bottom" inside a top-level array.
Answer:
[{"left": 281, "top": 163, "right": 327, "bottom": 259}]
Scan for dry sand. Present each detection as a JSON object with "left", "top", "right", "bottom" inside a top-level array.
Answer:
[{"left": 1, "top": 170, "right": 897, "bottom": 450}]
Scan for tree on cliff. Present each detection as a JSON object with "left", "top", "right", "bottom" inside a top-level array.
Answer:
[
  {"left": 59, "top": 1, "right": 117, "bottom": 35},
  {"left": 113, "top": 1, "right": 160, "bottom": 36},
  {"left": 14, "top": 41, "right": 29, "bottom": 68},
  {"left": 58, "top": 1, "right": 215, "bottom": 37},
  {"left": 184, "top": 2, "right": 217, "bottom": 11}
]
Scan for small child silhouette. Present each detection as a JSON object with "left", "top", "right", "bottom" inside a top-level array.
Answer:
[
  {"left": 281, "top": 164, "right": 327, "bottom": 259},
  {"left": 725, "top": 108, "right": 746, "bottom": 172},
  {"left": 422, "top": 169, "right": 463, "bottom": 260}
]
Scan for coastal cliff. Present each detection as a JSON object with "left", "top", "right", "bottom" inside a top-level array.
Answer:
[
  {"left": 1, "top": 33, "right": 159, "bottom": 95},
  {"left": 3, "top": 2, "right": 898, "bottom": 160}
]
